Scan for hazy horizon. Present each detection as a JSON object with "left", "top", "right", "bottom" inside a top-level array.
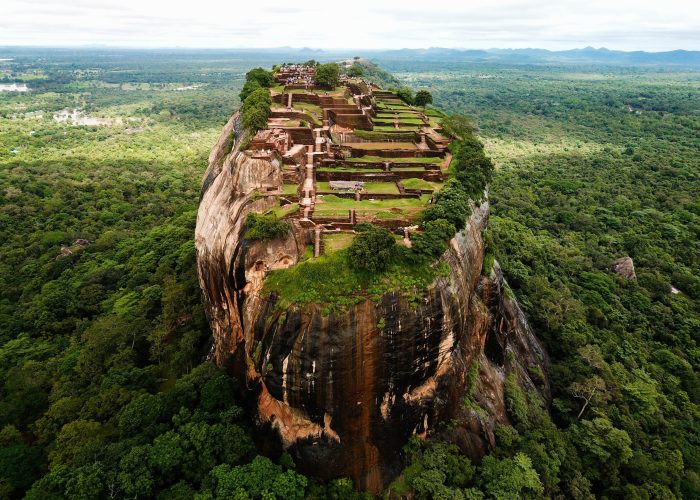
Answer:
[
  {"left": 1, "top": 45, "right": 698, "bottom": 54},
  {"left": 2, "top": 0, "right": 698, "bottom": 52}
]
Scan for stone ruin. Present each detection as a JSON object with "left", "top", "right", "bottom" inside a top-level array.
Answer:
[{"left": 243, "top": 63, "right": 451, "bottom": 245}]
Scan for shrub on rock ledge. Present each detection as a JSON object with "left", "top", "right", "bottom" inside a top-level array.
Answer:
[
  {"left": 348, "top": 226, "right": 396, "bottom": 273},
  {"left": 245, "top": 213, "right": 290, "bottom": 241},
  {"left": 241, "top": 88, "right": 272, "bottom": 132},
  {"left": 410, "top": 219, "right": 455, "bottom": 261}
]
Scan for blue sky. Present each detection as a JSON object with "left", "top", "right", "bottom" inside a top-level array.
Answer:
[{"left": 2, "top": 0, "right": 698, "bottom": 51}]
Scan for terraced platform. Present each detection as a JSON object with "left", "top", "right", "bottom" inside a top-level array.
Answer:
[{"left": 244, "top": 63, "right": 450, "bottom": 253}]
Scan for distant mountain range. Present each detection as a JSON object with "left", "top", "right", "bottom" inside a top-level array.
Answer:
[
  {"left": 2, "top": 45, "right": 699, "bottom": 67},
  {"left": 228, "top": 46, "right": 700, "bottom": 66},
  {"left": 366, "top": 47, "right": 700, "bottom": 66},
  {"left": 230, "top": 46, "right": 700, "bottom": 67}
]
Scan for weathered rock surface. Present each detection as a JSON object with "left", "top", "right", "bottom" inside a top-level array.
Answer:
[
  {"left": 195, "top": 117, "right": 550, "bottom": 492},
  {"left": 611, "top": 256, "right": 636, "bottom": 279}
]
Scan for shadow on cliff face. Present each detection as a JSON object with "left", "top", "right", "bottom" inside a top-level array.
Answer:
[{"left": 438, "top": 261, "right": 551, "bottom": 463}]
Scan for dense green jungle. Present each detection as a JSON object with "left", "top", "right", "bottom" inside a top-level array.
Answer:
[{"left": 0, "top": 49, "right": 698, "bottom": 498}]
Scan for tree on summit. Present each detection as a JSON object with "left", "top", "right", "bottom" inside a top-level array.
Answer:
[
  {"left": 314, "top": 63, "right": 340, "bottom": 89},
  {"left": 414, "top": 90, "right": 433, "bottom": 107},
  {"left": 348, "top": 226, "right": 396, "bottom": 273}
]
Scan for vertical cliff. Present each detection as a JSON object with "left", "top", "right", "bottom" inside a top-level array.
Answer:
[{"left": 195, "top": 118, "right": 550, "bottom": 491}]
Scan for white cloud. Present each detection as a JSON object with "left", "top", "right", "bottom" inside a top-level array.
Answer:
[{"left": 0, "top": 0, "right": 698, "bottom": 50}]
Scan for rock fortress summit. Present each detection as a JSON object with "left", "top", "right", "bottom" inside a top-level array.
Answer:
[{"left": 195, "top": 61, "right": 550, "bottom": 492}]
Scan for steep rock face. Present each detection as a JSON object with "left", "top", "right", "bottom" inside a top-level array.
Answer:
[
  {"left": 442, "top": 261, "right": 551, "bottom": 459},
  {"left": 195, "top": 121, "right": 550, "bottom": 492}
]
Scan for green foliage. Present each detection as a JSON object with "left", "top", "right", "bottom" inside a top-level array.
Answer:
[
  {"left": 478, "top": 453, "right": 544, "bottom": 499},
  {"left": 117, "top": 392, "right": 163, "bottom": 436},
  {"left": 245, "top": 213, "right": 290, "bottom": 241},
  {"left": 241, "top": 87, "right": 272, "bottom": 132},
  {"left": 313, "top": 63, "right": 340, "bottom": 89},
  {"left": 414, "top": 90, "right": 433, "bottom": 107},
  {"left": 245, "top": 67, "right": 274, "bottom": 88},
  {"left": 410, "top": 218, "right": 455, "bottom": 261},
  {"left": 347, "top": 63, "right": 365, "bottom": 77},
  {"left": 504, "top": 373, "right": 529, "bottom": 430},
  {"left": 439, "top": 114, "right": 477, "bottom": 139},
  {"left": 422, "top": 178, "right": 473, "bottom": 232},
  {"left": 239, "top": 79, "right": 261, "bottom": 102},
  {"left": 398, "top": 442, "right": 476, "bottom": 498},
  {"left": 310, "top": 477, "right": 373, "bottom": 499},
  {"left": 0, "top": 441, "right": 43, "bottom": 494},
  {"left": 210, "top": 456, "right": 308, "bottom": 499},
  {"left": 347, "top": 226, "right": 397, "bottom": 273},
  {"left": 353, "top": 222, "right": 375, "bottom": 233},
  {"left": 450, "top": 136, "right": 494, "bottom": 198},
  {"left": 395, "top": 87, "right": 414, "bottom": 105},
  {"left": 239, "top": 67, "right": 274, "bottom": 102},
  {"left": 572, "top": 417, "right": 632, "bottom": 482}
]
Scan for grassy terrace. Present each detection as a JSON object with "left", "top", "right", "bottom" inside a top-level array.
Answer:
[
  {"left": 316, "top": 181, "right": 399, "bottom": 194},
  {"left": 263, "top": 247, "right": 448, "bottom": 314},
  {"left": 373, "top": 125, "right": 421, "bottom": 132},
  {"left": 316, "top": 181, "right": 353, "bottom": 192},
  {"left": 285, "top": 88, "right": 319, "bottom": 94},
  {"left": 390, "top": 166, "right": 429, "bottom": 172},
  {"left": 345, "top": 155, "right": 442, "bottom": 164},
  {"left": 401, "top": 178, "right": 443, "bottom": 191},
  {"left": 344, "top": 142, "right": 418, "bottom": 150},
  {"left": 378, "top": 103, "right": 411, "bottom": 110},
  {"left": 282, "top": 183, "right": 299, "bottom": 195},
  {"left": 317, "top": 166, "right": 384, "bottom": 173},
  {"left": 313, "top": 194, "right": 430, "bottom": 220},
  {"left": 353, "top": 130, "right": 416, "bottom": 141},
  {"left": 376, "top": 113, "right": 422, "bottom": 119},
  {"left": 270, "top": 203, "right": 300, "bottom": 219},
  {"left": 270, "top": 102, "right": 322, "bottom": 125},
  {"left": 293, "top": 101, "right": 322, "bottom": 114},
  {"left": 322, "top": 232, "right": 355, "bottom": 253},
  {"left": 362, "top": 182, "right": 400, "bottom": 194},
  {"left": 373, "top": 120, "right": 425, "bottom": 126},
  {"left": 272, "top": 119, "right": 303, "bottom": 127},
  {"left": 373, "top": 118, "right": 422, "bottom": 123}
]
